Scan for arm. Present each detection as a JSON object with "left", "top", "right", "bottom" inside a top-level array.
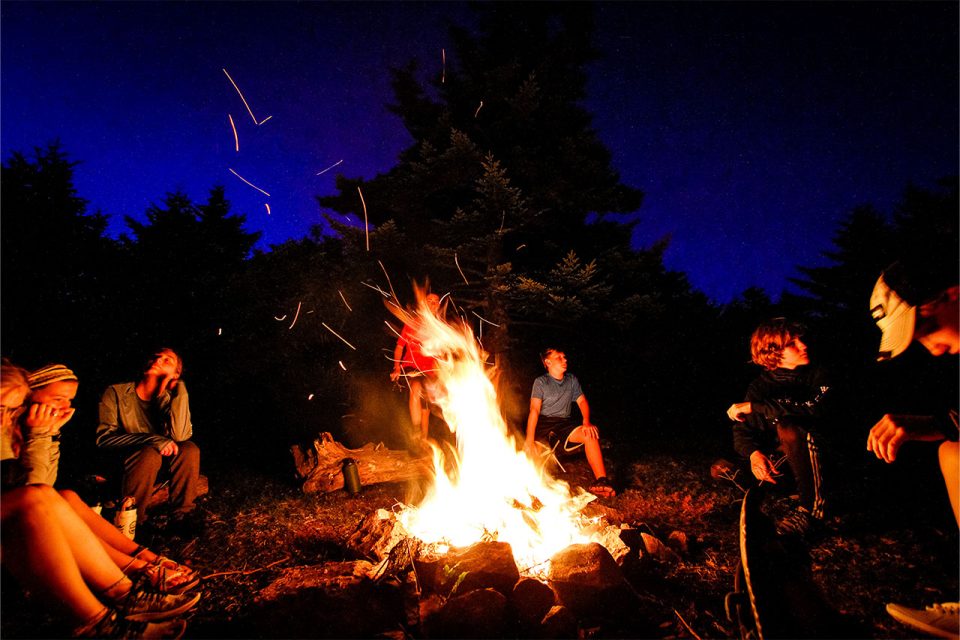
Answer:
[
  {"left": 750, "top": 368, "right": 832, "bottom": 421},
  {"left": 525, "top": 397, "right": 542, "bottom": 453},
  {"left": 576, "top": 394, "right": 591, "bottom": 426},
  {"left": 390, "top": 333, "right": 406, "bottom": 381},
  {"left": 158, "top": 380, "right": 192, "bottom": 442},
  {"left": 96, "top": 386, "right": 170, "bottom": 451},
  {"left": 867, "top": 414, "right": 947, "bottom": 463},
  {"left": 18, "top": 403, "right": 75, "bottom": 486}
]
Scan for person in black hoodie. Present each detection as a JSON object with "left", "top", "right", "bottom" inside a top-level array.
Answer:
[{"left": 726, "top": 318, "right": 831, "bottom": 538}]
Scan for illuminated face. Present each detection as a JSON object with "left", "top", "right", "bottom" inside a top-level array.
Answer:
[
  {"left": 543, "top": 350, "right": 568, "bottom": 379},
  {"left": 1, "top": 387, "right": 28, "bottom": 431},
  {"left": 29, "top": 380, "right": 78, "bottom": 411},
  {"left": 425, "top": 294, "right": 441, "bottom": 314},
  {"left": 916, "top": 286, "right": 960, "bottom": 357},
  {"left": 145, "top": 350, "right": 180, "bottom": 377},
  {"left": 779, "top": 336, "right": 810, "bottom": 370}
]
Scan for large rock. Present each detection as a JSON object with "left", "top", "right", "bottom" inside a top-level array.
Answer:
[
  {"left": 511, "top": 577, "right": 557, "bottom": 632},
  {"left": 539, "top": 605, "right": 578, "bottom": 638},
  {"left": 547, "top": 542, "right": 629, "bottom": 617},
  {"left": 422, "top": 588, "right": 510, "bottom": 639},
  {"left": 253, "top": 561, "right": 403, "bottom": 638},
  {"left": 415, "top": 541, "right": 520, "bottom": 597}
]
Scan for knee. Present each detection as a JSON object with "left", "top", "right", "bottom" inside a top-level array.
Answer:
[
  {"left": 126, "top": 446, "right": 163, "bottom": 473},
  {"left": 58, "top": 488, "right": 81, "bottom": 505},
  {"left": 178, "top": 440, "right": 200, "bottom": 463}
]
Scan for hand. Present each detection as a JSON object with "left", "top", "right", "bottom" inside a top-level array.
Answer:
[
  {"left": 24, "top": 403, "right": 75, "bottom": 436},
  {"left": 524, "top": 439, "right": 537, "bottom": 458},
  {"left": 158, "top": 440, "right": 180, "bottom": 457},
  {"left": 390, "top": 369, "right": 401, "bottom": 382},
  {"left": 749, "top": 450, "right": 780, "bottom": 484},
  {"left": 727, "top": 402, "right": 752, "bottom": 422},
  {"left": 578, "top": 424, "right": 599, "bottom": 440},
  {"left": 867, "top": 414, "right": 942, "bottom": 463},
  {"left": 159, "top": 376, "right": 180, "bottom": 396}
]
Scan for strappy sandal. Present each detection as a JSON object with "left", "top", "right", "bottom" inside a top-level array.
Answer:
[{"left": 588, "top": 477, "right": 617, "bottom": 498}]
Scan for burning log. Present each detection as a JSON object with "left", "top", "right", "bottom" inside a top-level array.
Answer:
[{"left": 290, "top": 432, "right": 432, "bottom": 494}]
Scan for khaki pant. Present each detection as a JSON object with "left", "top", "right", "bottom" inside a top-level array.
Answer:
[{"left": 121, "top": 440, "right": 200, "bottom": 523}]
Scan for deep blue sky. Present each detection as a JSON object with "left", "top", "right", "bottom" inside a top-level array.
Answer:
[{"left": 2, "top": 2, "right": 956, "bottom": 302}]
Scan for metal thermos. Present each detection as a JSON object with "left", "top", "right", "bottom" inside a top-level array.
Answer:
[{"left": 342, "top": 458, "right": 362, "bottom": 495}]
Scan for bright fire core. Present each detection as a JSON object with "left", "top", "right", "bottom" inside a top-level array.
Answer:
[{"left": 395, "top": 296, "right": 601, "bottom": 575}]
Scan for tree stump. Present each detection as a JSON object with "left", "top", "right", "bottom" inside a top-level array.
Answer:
[{"left": 290, "top": 432, "right": 433, "bottom": 494}]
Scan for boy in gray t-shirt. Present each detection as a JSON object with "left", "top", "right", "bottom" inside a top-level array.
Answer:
[{"left": 525, "top": 348, "right": 615, "bottom": 497}]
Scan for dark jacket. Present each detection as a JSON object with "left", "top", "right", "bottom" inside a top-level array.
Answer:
[{"left": 732, "top": 365, "right": 832, "bottom": 458}]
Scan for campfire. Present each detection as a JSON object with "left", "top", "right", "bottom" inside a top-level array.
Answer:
[{"left": 388, "top": 291, "right": 617, "bottom": 576}]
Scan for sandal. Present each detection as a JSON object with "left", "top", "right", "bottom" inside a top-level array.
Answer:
[{"left": 588, "top": 477, "right": 617, "bottom": 498}]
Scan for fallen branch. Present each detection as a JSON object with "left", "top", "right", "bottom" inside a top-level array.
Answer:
[
  {"left": 203, "top": 554, "right": 291, "bottom": 580},
  {"left": 291, "top": 432, "right": 432, "bottom": 494},
  {"left": 673, "top": 608, "right": 702, "bottom": 640}
]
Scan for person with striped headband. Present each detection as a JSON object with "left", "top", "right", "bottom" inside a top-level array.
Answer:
[{"left": 18, "top": 364, "right": 79, "bottom": 486}]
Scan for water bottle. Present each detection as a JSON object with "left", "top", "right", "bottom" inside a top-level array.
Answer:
[
  {"left": 114, "top": 496, "right": 137, "bottom": 540},
  {"left": 342, "top": 458, "right": 362, "bottom": 495}
]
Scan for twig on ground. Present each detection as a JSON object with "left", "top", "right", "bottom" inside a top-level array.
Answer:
[
  {"left": 673, "top": 608, "right": 702, "bottom": 640},
  {"left": 203, "top": 554, "right": 291, "bottom": 580}
]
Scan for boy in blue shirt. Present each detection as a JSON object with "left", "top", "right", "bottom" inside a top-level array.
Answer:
[{"left": 525, "top": 348, "right": 615, "bottom": 497}]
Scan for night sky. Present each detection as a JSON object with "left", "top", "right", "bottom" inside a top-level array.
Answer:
[{"left": 2, "top": 2, "right": 956, "bottom": 302}]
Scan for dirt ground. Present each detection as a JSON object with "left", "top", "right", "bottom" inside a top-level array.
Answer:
[{"left": 2, "top": 445, "right": 958, "bottom": 638}]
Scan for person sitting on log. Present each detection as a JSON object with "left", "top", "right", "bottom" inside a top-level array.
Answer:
[
  {"left": 726, "top": 318, "right": 832, "bottom": 539},
  {"left": 525, "top": 347, "right": 616, "bottom": 498},
  {"left": 96, "top": 348, "right": 200, "bottom": 532}
]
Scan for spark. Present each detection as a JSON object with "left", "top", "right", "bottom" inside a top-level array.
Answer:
[
  {"left": 516, "top": 244, "right": 527, "bottom": 250},
  {"left": 321, "top": 322, "right": 357, "bottom": 350},
  {"left": 361, "top": 281, "right": 391, "bottom": 298},
  {"left": 377, "top": 260, "right": 398, "bottom": 302},
  {"left": 384, "top": 320, "right": 402, "bottom": 339},
  {"left": 228, "top": 168, "right": 270, "bottom": 196},
  {"left": 274, "top": 314, "right": 288, "bottom": 321},
  {"left": 308, "top": 393, "right": 315, "bottom": 401},
  {"left": 265, "top": 203, "right": 271, "bottom": 215},
  {"left": 441, "top": 48, "right": 446, "bottom": 84},
  {"left": 357, "top": 186, "right": 370, "bottom": 251},
  {"left": 288, "top": 301, "right": 302, "bottom": 329},
  {"left": 471, "top": 310, "right": 501, "bottom": 327},
  {"left": 474, "top": 100, "right": 484, "bottom": 118},
  {"left": 258, "top": 115, "right": 272, "bottom": 126},
  {"left": 217, "top": 327, "right": 223, "bottom": 336},
  {"left": 338, "top": 361, "right": 347, "bottom": 371},
  {"left": 316, "top": 159, "right": 344, "bottom": 176},
  {"left": 454, "top": 253, "right": 469, "bottom": 284},
  {"left": 222, "top": 68, "right": 260, "bottom": 125},
  {"left": 338, "top": 289, "right": 353, "bottom": 312},
  {"left": 228, "top": 114, "right": 239, "bottom": 152}
]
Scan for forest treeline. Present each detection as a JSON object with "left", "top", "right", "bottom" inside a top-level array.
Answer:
[{"left": 1, "top": 5, "right": 956, "bottom": 482}]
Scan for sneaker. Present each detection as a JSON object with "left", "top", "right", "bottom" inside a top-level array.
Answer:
[
  {"left": 776, "top": 506, "right": 818, "bottom": 538},
  {"left": 75, "top": 608, "right": 187, "bottom": 639},
  {"left": 140, "top": 562, "right": 201, "bottom": 595},
  {"left": 886, "top": 601, "right": 959, "bottom": 639},
  {"left": 114, "top": 584, "right": 201, "bottom": 622}
]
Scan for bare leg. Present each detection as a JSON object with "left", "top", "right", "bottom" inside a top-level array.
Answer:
[
  {"left": 568, "top": 427, "right": 608, "bottom": 480},
  {"left": 939, "top": 441, "right": 959, "bottom": 528},
  {"left": 408, "top": 378, "right": 424, "bottom": 436},
  {"left": 1, "top": 486, "right": 121, "bottom": 625}
]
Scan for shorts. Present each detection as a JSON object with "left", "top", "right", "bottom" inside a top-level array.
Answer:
[{"left": 536, "top": 416, "right": 584, "bottom": 457}]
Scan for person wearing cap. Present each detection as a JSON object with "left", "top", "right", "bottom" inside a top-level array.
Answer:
[
  {"left": 866, "top": 260, "right": 959, "bottom": 638},
  {"left": 96, "top": 348, "right": 200, "bottom": 527},
  {"left": 725, "top": 318, "right": 832, "bottom": 539},
  {"left": 18, "top": 364, "right": 80, "bottom": 486}
]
